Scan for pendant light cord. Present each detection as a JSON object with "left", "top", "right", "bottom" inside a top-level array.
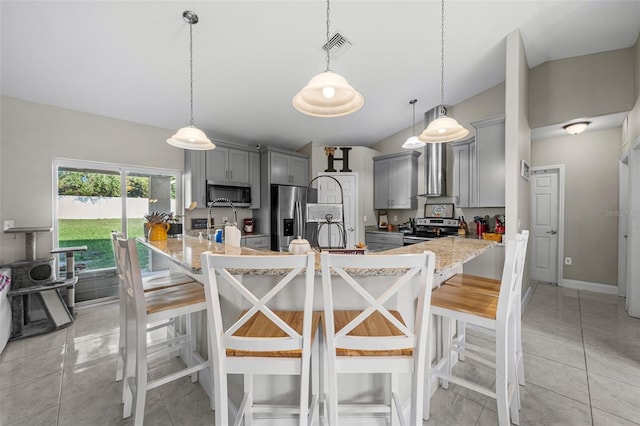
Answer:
[
  {"left": 189, "top": 21, "right": 195, "bottom": 127},
  {"left": 440, "top": 0, "right": 445, "bottom": 114},
  {"left": 325, "top": 0, "right": 331, "bottom": 72},
  {"left": 410, "top": 99, "right": 417, "bottom": 135}
]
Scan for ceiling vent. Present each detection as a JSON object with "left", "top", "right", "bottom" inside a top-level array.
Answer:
[{"left": 322, "top": 33, "right": 352, "bottom": 59}]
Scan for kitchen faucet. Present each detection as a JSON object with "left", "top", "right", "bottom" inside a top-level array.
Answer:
[{"left": 207, "top": 197, "right": 238, "bottom": 240}]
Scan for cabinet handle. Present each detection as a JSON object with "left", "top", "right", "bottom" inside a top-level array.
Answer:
[{"left": 230, "top": 170, "right": 233, "bottom": 180}]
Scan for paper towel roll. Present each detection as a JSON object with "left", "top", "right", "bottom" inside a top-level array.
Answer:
[{"left": 224, "top": 225, "right": 241, "bottom": 247}]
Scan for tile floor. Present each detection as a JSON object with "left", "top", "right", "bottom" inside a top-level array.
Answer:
[{"left": 1, "top": 281, "right": 639, "bottom": 425}]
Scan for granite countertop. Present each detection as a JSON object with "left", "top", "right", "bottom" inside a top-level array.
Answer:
[{"left": 138, "top": 235, "right": 496, "bottom": 277}]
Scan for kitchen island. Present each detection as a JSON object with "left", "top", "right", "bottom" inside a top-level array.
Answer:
[
  {"left": 138, "top": 235, "right": 496, "bottom": 280},
  {"left": 137, "top": 235, "right": 496, "bottom": 423}
]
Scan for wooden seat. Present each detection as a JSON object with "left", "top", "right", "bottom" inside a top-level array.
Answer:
[
  {"left": 320, "top": 251, "right": 436, "bottom": 426},
  {"left": 201, "top": 252, "right": 318, "bottom": 426},
  {"left": 431, "top": 285, "right": 499, "bottom": 319},
  {"left": 444, "top": 273, "right": 501, "bottom": 295},
  {"left": 442, "top": 231, "right": 529, "bottom": 387},
  {"left": 426, "top": 232, "right": 528, "bottom": 426},
  {"left": 331, "top": 310, "right": 412, "bottom": 357},
  {"left": 112, "top": 231, "right": 196, "bottom": 382},
  {"left": 117, "top": 237, "right": 210, "bottom": 426},
  {"left": 227, "top": 310, "right": 321, "bottom": 358}
]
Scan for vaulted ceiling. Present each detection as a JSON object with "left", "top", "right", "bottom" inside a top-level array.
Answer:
[{"left": 2, "top": 1, "right": 639, "bottom": 150}]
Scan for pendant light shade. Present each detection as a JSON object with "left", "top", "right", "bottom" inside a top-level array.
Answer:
[
  {"left": 293, "top": 71, "right": 364, "bottom": 117},
  {"left": 293, "top": 0, "right": 363, "bottom": 118},
  {"left": 418, "top": 0, "right": 468, "bottom": 143},
  {"left": 402, "top": 99, "right": 426, "bottom": 149},
  {"left": 168, "top": 126, "right": 215, "bottom": 150},
  {"left": 420, "top": 116, "right": 469, "bottom": 143},
  {"left": 167, "top": 11, "right": 215, "bottom": 151}
]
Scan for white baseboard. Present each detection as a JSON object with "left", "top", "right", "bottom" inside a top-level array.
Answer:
[{"left": 560, "top": 279, "right": 619, "bottom": 295}]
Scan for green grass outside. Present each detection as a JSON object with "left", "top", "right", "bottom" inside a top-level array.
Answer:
[{"left": 58, "top": 218, "right": 147, "bottom": 270}]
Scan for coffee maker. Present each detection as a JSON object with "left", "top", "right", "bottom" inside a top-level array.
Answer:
[{"left": 242, "top": 218, "right": 254, "bottom": 234}]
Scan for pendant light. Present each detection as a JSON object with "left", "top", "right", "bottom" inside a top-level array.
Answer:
[
  {"left": 292, "top": 0, "right": 363, "bottom": 117},
  {"left": 402, "top": 99, "right": 425, "bottom": 149},
  {"left": 419, "top": 0, "right": 469, "bottom": 143},
  {"left": 167, "top": 11, "right": 215, "bottom": 151}
]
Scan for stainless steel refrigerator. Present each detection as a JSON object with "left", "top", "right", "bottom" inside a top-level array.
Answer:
[{"left": 270, "top": 185, "right": 307, "bottom": 252}]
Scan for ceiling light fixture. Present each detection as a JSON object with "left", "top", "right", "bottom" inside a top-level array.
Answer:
[
  {"left": 563, "top": 121, "right": 590, "bottom": 135},
  {"left": 402, "top": 99, "right": 425, "bottom": 149},
  {"left": 167, "top": 11, "right": 215, "bottom": 151},
  {"left": 419, "top": 0, "right": 469, "bottom": 143},
  {"left": 292, "top": 0, "right": 363, "bottom": 117}
]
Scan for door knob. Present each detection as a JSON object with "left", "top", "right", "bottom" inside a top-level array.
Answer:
[
  {"left": 546, "top": 230, "right": 557, "bottom": 234},
  {"left": 347, "top": 227, "right": 354, "bottom": 232}
]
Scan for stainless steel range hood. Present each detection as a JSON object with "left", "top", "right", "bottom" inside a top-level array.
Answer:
[{"left": 422, "top": 105, "right": 447, "bottom": 197}]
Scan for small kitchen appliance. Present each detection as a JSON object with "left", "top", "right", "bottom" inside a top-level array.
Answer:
[{"left": 242, "top": 218, "right": 254, "bottom": 234}]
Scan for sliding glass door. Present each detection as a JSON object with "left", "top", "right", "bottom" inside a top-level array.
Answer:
[{"left": 54, "top": 159, "right": 181, "bottom": 302}]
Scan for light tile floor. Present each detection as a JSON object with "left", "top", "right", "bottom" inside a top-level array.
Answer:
[{"left": 1, "top": 281, "right": 639, "bottom": 425}]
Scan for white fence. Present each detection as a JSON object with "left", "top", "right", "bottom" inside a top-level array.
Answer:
[{"left": 58, "top": 196, "right": 176, "bottom": 219}]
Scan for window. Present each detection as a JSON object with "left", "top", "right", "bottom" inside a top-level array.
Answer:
[{"left": 54, "top": 159, "right": 181, "bottom": 302}]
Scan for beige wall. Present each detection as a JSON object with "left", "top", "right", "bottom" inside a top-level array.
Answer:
[
  {"left": 532, "top": 128, "right": 621, "bottom": 286},
  {"left": 0, "top": 96, "right": 184, "bottom": 263},
  {"left": 529, "top": 48, "right": 635, "bottom": 129},
  {"left": 505, "top": 30, "right": 532, "bottom": 289}
]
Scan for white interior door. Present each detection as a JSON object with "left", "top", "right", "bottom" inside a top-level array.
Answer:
[
  {"left": 317, "top": 173, "right": 358, "bottom": 249},
  {"left": 530, "top": 168, "right": 559, "bottom": 283}
]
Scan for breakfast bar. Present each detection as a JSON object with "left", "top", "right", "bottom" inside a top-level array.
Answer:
[
  {"left": 137, "top": 235, "right": 496, "bottom": 421},
  {"left": 138, "top": 235, "right": 496, "bottom": 280}
]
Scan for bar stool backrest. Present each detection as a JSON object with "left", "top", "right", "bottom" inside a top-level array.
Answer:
[
  {"left": 116, "top": 237, "right": 147, "bottom": 325},
  {"left": 496, "top": 233, "right": 528, "bottom": 325}
]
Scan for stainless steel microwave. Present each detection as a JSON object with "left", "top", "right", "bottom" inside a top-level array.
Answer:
[{"left": 206, "top": 182, "right": 251, "bottom": 207}]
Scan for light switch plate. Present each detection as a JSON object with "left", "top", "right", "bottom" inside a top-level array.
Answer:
[{"left": 4, "top": 220, "right": 14, "bottom": 231}]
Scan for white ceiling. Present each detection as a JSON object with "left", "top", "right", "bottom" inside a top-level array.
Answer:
[{"left": 2, "top": 1, "right": 640, "bottom": 151}]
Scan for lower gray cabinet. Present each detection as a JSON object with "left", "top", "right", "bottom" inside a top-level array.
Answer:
[
  {"left": 242, "top": 235, "right": 270, "bottom": 250},
  {"left": 365, "top": 232, "right": 403, "bottom": 252}
]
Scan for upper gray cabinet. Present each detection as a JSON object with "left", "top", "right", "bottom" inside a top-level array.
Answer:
[
  {"left": 373, "top": 151, "right": 420, "bottom": 210},
  {"left": 269, "top": 151, "right": 308, "bottom": 186},
  {"left": 249, "top": 152, "right": 260, "bottom": 209},
  {"left": 451, "top": 137, "right": 476, "bottom": 208},
  {"left": 184, "top": 150, "right": 206, "bottom": 208},
  {"left": 206, "top": 147, "right": 249, "bottom": 185},
  {"left": 472, "top": 115, "right": 505, "bottom": 207}
]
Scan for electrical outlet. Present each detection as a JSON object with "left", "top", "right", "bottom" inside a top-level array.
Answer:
[
  {"left": 222, "top": 216, "right": 228, "bottom": 223},
  {"left": 3, "top": 220, "right": 14, "bottom": 231},
  {"left": 564, "top": 257, "right": 572, "bottom": 265},
  {"left": 363, "top": 215, "right": 367, "bottom": 223},
  {"left": 393, "top": 215, "right": 398, "bottom": 222}
]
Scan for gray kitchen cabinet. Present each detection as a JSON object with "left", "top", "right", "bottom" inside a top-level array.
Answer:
[
  {"left": 206, "top": 146, "right": 250, "bottom": 185},
  {"left": 184, "top": 150, "right": 206, "bottom": 208},
  {"left": 451, "top": 137, "right": 476, "bottom": 208},
  {"left": 472, "top": 115, "right": 505, "bottom": 207},
  {"left": 373, "top": 151, "right": 420, "bottom": 209},
  {"left": 269, "top": 151, "right": 308, "bottom": 186},
  {"left": 365, "top": 231, "right": 404, "bottom": 252},
  {"left": 241, "top": 235, "right": 270, "bottom": 250},
  {"left": 249, "top": 152, "right": 260, "bottom": 209}
]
